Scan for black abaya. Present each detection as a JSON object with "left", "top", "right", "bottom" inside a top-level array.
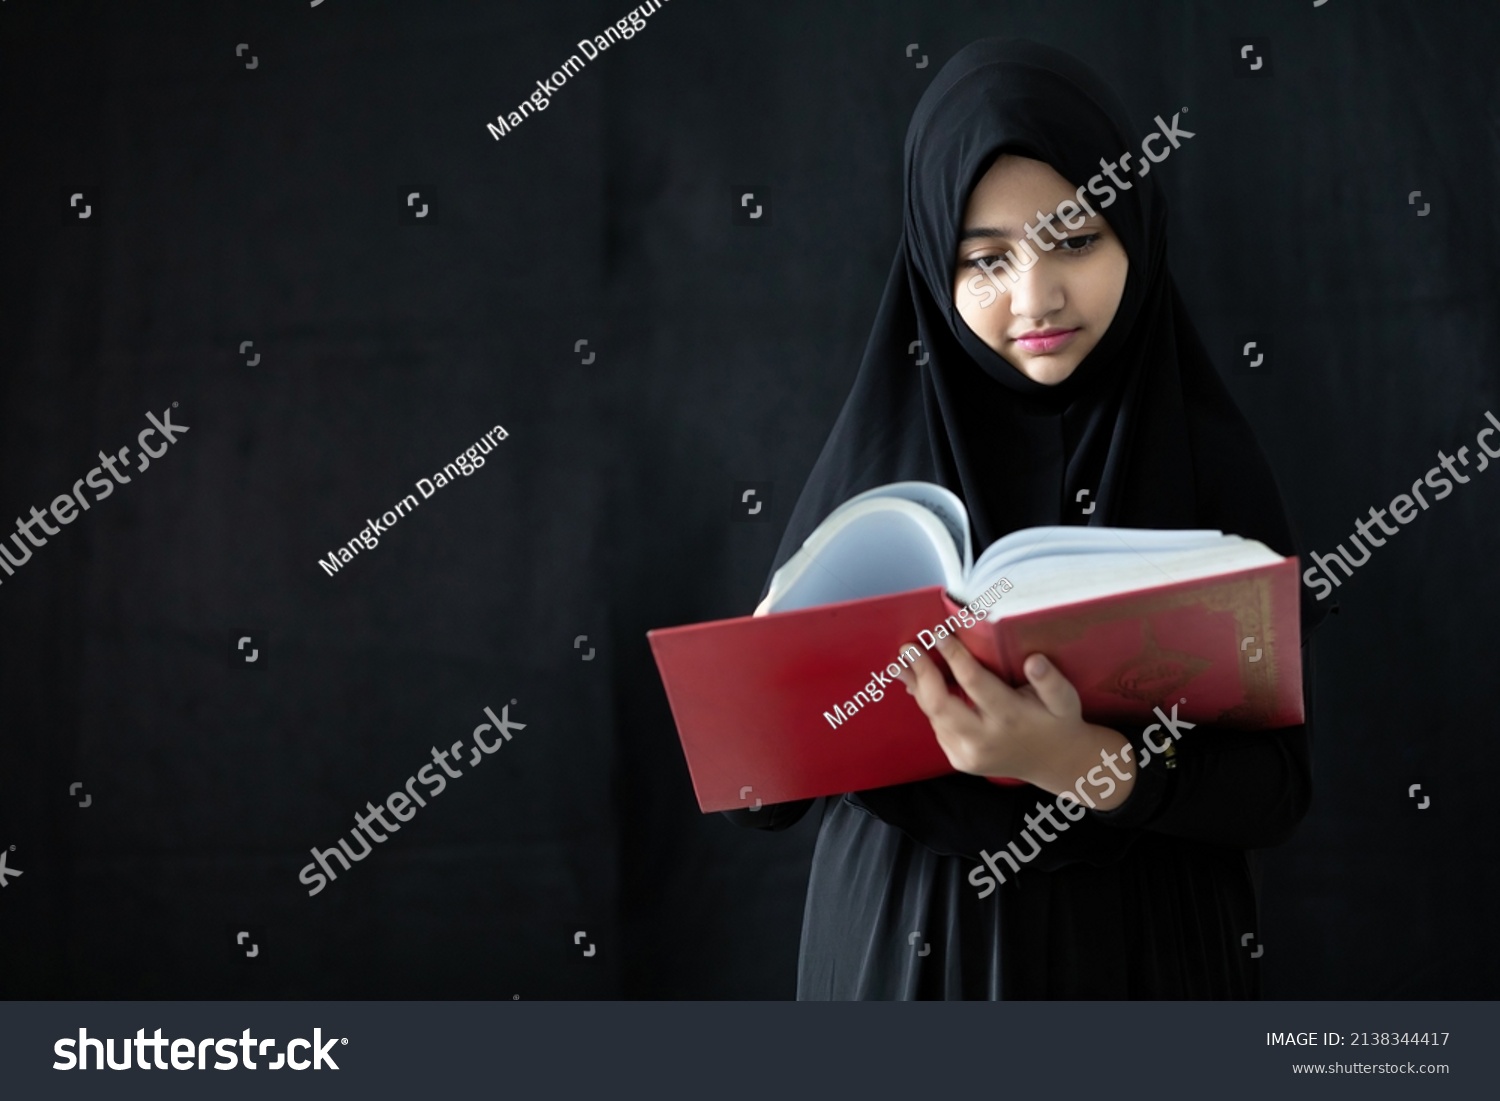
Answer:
[{"left": 723, "top": 39, "right": 1330, "bottom": 999}]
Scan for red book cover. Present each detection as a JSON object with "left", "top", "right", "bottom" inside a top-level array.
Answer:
[{"left": 648, "top": 557, "right": 1303, "bottom": 813}]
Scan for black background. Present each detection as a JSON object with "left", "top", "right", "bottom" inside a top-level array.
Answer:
[{"left": 1, "top": 0, "right": 1496, "bottom": 999}]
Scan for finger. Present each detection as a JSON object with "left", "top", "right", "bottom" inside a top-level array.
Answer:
[
  {"left": 934, "top": 633, "right": 1017, "bottom": 713},
  {"left": 895, "top": 641, "right": 934, "bottom": 696},
  {"left": 930, "top": 713, "right": 989, "bottom": 774},
  {"left": 901, "top": 641, "right": 977, "bottom": 723},
  {"left": 906, "top": 641, "right": 1001, "bottom": 774},
  {"left": 893, "top": 642, "right": 921, "bottom": 693},
  {"left": 1022, "top": 653, "right": 1081, "bottom": 719},
  {"left": 901, "top": 641, "right": 953, "bottom": 708}
]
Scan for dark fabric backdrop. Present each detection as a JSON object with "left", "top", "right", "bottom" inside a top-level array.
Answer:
[{"left": 1, "top": 0, "right": 1496, "bottom": 999}]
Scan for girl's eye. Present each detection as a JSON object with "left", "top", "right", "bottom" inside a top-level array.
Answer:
[
  {"left": 958, "top": 233, "right": 1102, "bottom": 270},
  {"left": 1056, "top": 233, "right": 1101, "bottom": 254}
]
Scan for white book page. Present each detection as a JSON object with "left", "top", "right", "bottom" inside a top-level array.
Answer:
[
  {"left": 766, "top": 499, "right": 963, "bottom": 612},
  {"left": 966, "top": 526, "right": 1229, "bottom": 595},
  {"left": 956, "top": 540, "right": 1282, "bottom": 614},
  {"left": 759, "top": 483, "right": 1266, "bottom": 618},
  {"left": 825, "top": 482, "right": 971, "bottom": 573}
]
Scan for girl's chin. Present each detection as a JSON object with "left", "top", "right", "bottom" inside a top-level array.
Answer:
[{"left": 1004, "top": 355, "right": 1081, "bottom": 386}]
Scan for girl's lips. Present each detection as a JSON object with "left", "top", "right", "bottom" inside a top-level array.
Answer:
[{"left": 1012, "top": 328, "right": 1080, "bottom": 354}]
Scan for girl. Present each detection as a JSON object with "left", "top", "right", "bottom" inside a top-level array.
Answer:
[{"left": 729, "top": 38, "right": 1328, "bottom": 999}]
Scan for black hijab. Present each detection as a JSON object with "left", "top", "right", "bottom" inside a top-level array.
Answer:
[{"left": 763, "top": 38, "right": 1327, "bottom": 856}]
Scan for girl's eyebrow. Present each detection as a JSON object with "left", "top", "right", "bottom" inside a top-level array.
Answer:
[
  {"left": 957, "top": 225, "right": 1016, "bottom": 242},
  {"left": 958, "top": 212, "right": 1100, "bottom": 244}
]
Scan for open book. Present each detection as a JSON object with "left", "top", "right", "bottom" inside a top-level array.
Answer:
[{"left": 649, "top": 482, "right": 1304, "bottom": 813}]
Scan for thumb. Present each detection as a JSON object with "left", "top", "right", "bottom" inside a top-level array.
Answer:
[{"left": 1023, "top": 654, "right": 1080, "bottom": 719}]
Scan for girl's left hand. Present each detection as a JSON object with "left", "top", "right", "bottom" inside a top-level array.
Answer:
[{"left": 898, "top": 633, "right": 1093, "bottom": 783}]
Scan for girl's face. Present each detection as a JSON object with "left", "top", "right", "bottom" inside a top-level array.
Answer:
[{"left": 951, "top": 154, "right": 1128, "bottom": 385}]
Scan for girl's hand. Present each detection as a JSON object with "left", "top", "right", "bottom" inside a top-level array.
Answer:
[{"left": 898, "top": 633, "right": 1136, "bottom": 809}]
